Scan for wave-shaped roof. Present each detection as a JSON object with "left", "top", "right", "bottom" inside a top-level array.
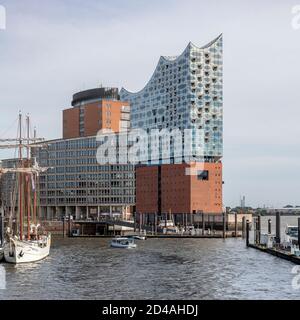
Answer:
[{"left": 120, "top": 34, "right": 222, "bottom": 96}]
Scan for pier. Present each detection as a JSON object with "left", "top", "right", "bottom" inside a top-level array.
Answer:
[
  {"left": 246, "top": 214, "right": 300, "bottom": 264},
  {"left": 41, "top": 212, "right": 252, "bottom": 239},
  {"left": 248, "top": 244, "right": 300, "bottom": 264}
]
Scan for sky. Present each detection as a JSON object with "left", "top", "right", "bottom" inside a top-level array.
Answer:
[{"left": 0, "top": 0, "right": 299, "bottom": 208}]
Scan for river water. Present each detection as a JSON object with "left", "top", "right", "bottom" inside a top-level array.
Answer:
[{"left": 0, "top": 216, "right": 300, "bottom": 300}]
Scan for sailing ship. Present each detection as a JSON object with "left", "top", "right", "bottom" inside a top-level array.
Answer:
[{"left": 0, "top": 113, "right": 51, "bottom": 264}]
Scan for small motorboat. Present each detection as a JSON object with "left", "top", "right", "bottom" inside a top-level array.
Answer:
[{"left": 110, "top": 237, "right": 137, "bottom": 249}]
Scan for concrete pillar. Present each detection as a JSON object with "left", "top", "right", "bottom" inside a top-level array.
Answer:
[
  {"left": 242, "top": 216, "right": 246, "bottom": 238},
  {"left": 254, "top": 217, "right": 257, "bottom": 244},
  {"left": 246, "top": 220, "right": 250, "bottom": 247},
  {"left": 46, "top": 207, "right": 51, "bottom": 220},
  {"left": 139, "top": 213, "right": 141, "bottom": 233},
  {"left": 223, "top": 212, "right": 226, "bottom": 239},
  {"left": 257, "top": 215, "right": 261, "bottom": 244},
  {"left": 268, "top": 219, "right": 272, "bottom": 234},
  {"left": 234, "top": 213, "right": 238, "bottom": 237},
  {"left": 276, "top": 212, "right": 281, "bottom": 244},
  {"left": 134, "top": 211, "right": 136, "bottom": 232},
  {"left": 97, "top": 206, "right": 100, "bottom": 221},
  {"left": 41, "top": 207, "right": 47, "bottom": 220},
  {"left": 75, "top": 206, "right": 80, "bottom": 220}
]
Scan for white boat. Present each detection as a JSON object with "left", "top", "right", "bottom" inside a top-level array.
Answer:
[
  {"left": 4, "top": 234, "right": 51, "bottom": 264},
  {"left": 283, "top": 225, "right": 298, "bottom": 248},
  {"left": 159, "top": 219, "right": 175, "bottom": 228},
  {"left": 110, "top": 237, "right": 137, "bottom": 249}
]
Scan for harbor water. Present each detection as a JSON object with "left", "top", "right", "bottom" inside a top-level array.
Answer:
[{"left": 0, "top": 216, "right": 300, "bottom": 300}]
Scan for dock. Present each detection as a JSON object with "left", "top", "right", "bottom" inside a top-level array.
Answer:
[
  {"left": 246, "top": 213, "right": 300, "bottom": 264},
  {"left": 248, "top": 244, "right": 300, "bottom": 264},
  {"left": 43, "top": 212, "right": 252, "bottom": 239},
  {"left": 65, "top": 232, "right": 242, "bottom": 239}
]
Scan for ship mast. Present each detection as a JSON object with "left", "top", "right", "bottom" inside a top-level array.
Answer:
[
  {"left": 26, "top": 115, "right": 31, "bottom": 240},
  {"left": 33, "top": 126, "right": 37, "bottom": 226},
  {"left": 0, "top": 113, "right": 47, "bottom": 240},
  {"left": 18, "top": 112, "right": 23, "bottom": 240}
]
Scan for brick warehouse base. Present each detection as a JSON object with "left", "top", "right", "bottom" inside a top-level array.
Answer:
[{"left": 136, "top": 162, "right": 223, "bottom": 215}]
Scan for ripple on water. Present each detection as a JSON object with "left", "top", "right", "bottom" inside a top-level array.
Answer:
[{"left": 0, "top": 236, "right": 300, "bottom": 299}]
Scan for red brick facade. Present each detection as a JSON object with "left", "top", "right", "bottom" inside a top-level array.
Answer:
[
  {"left": 63, "top": 100, "right": 129, "bottom": 139},
  {"left": 136, "top": 162, "right": 223, "bottom": 215}
]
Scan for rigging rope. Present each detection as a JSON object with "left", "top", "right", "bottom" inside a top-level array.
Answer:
[{"left": 0, "top": 116, "right": 18, "bottom": 139}]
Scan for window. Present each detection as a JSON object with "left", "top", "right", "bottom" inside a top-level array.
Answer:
[{"left": 197, "top": 170, "right": 209, "bottom": 181}]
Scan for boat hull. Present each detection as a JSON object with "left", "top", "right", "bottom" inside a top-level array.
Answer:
[
  {"left": 111, "top": 243, "right": 137, "bottom": 249},
  {"left": 4, "top": 235, "right": 51, "bottom": 264}
]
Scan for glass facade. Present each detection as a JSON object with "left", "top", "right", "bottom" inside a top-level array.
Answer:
[
  {"left": 120, "top": 35, "right": 223, "bottom": 162},
  {"left": 35, "top": 136, "right": 136, "bottom": 208}
]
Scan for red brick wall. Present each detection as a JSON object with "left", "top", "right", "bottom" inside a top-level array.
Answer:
[
  {"left": 136, "top": 166, "right": 159, "bottom": 213},
  {"left": 189, "top": 162, "right": 223, "bottom": 214},
  {"left": 63, "top": 107, "right": 80, "bottom": 139},
  {"left": 161, "top": 164, "right": 191, "bottom": 213},
  {"left": 136, "top": 163, "right": 223, "bottom": 215},
  {"left": 84, "top": 102, "right": 102, "bottom": 136},
  {"left": 63, "top": 100, "right": 130, "bottom": 139}
]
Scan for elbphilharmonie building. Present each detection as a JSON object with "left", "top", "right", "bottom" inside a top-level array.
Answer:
[{"left": 120, "top": 35, "right": 223, "bottom": 216}]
